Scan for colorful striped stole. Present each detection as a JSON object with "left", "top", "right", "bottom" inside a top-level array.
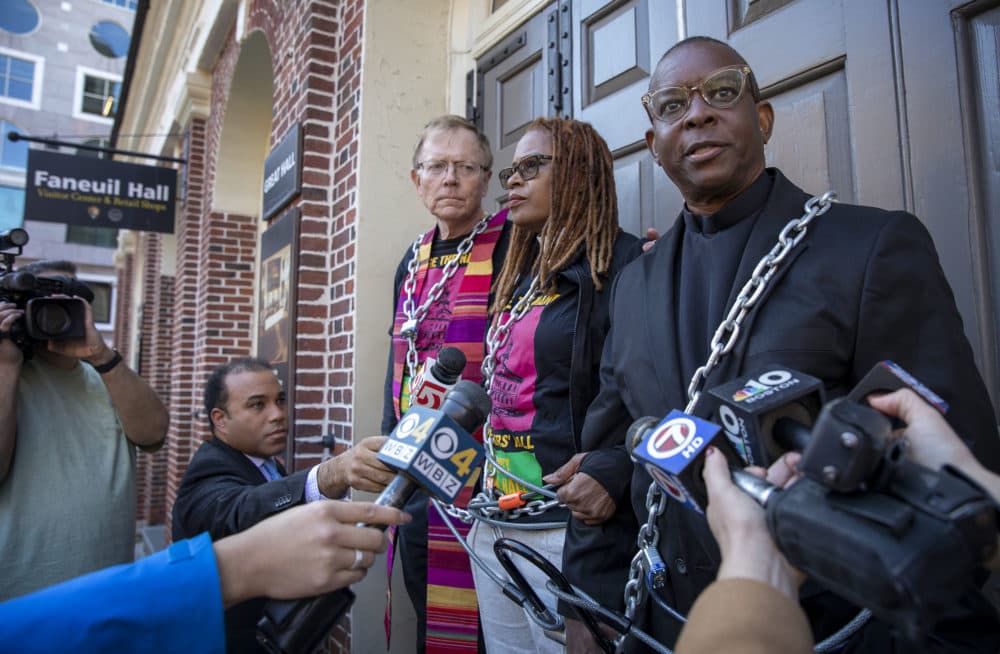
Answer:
[{"left": 386, "top": 209, "right": 507, "bottom": 652}]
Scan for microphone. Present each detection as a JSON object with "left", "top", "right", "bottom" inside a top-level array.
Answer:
[
  {"left": 257, "top": 381, "right": 491, "bottom": 654},
  {"left": 626, "top": 366, "right": 825, "bottom": 514},
  {"left": 705, "top": 366, "right": 825, "bottom": 467},
  {"left": 409, "top": 346, "right": 466, "bottom": 410},
  {"left": 626, "top": 411, "right": 737, "bottom": 513}
]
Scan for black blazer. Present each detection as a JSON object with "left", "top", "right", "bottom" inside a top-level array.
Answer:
[
  {"left": 172, "top": 437, "right": 310, "bottom": 653},
  {"left": 565, "top": 169, "right": 1000, "bottom": 652}
]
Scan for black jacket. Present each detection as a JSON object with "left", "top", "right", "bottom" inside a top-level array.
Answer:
[
  {"left": 172, "top": 437, "right": 309, "bottom": 654},
  {"left": 563, "top": 169, "right": 1000, "bottom": 652}
]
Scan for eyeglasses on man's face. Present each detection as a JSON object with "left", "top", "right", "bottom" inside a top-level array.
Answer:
[
  {"left": 498, "top": 154, "right": 553, "bottom": 190},
  {"left": 641, "top": 65, "right": 755, "bottom": 123},
  {"left": 416, "top": 160, "right": 487, "bottom": 179}
]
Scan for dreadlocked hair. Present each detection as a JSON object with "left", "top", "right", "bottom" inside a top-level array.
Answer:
[{"left": 490, "top": 117, "right": 620, "bottom": 315}]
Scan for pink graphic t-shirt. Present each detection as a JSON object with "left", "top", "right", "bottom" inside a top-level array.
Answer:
[{"left": 486, "top": 276, "right": 575, "bottom": 499}]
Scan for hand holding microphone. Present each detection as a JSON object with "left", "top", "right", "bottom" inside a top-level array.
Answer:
[
  {"left": 702, "top": 447, "right": 804, "bottom": 602},
  {"left": 257, "top": 380, "right": 490, "bottom": 654}
]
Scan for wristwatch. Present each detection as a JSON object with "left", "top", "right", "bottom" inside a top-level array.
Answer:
[{"left": 90, "top": 348, "right": 122, "bottom": 374}]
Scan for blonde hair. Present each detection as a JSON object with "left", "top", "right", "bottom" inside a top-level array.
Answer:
[{"left": 411, "top": 115, "right": 493, "bottom": 170}]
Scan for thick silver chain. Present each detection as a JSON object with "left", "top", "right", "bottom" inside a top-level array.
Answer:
[
  {"left": 480, "top": 276, "right": 542, "bottom": 392},
  {"left": 438, "top": 275, "right": 562, "bottom": 523},
  {"left": 399, "top": 213, "right": 493, "bottom": 380},
  {"left": 621, "top": 191, "right": 836, "bottom": 627},
  {"left": 479, "top": 276, "right": 557, "bottom": 503},
  {"left": 435, "top": 491, "right": 561, "bottom": 524}
]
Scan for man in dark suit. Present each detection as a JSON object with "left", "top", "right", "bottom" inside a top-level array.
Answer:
[
  {"left": 558, "top": 37, "right": 1000, "bottom": 653},
  {"left": 173, "top": 357, "right": 396, "bottom": 653}
]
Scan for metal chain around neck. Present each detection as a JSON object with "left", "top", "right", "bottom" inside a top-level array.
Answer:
[
  {"left": 621, "top": 191, "right": 836, "bottom": 627},
  {"left": 480, "top": 275, "right": 543, "bottom": 493},
  {"left": 481, "top": 275, "right": 542, "bottom": 392},
  {"left": 399, "top": 212, "right": 493, "bottom": 380}
]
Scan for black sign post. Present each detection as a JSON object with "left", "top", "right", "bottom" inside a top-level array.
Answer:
[
  {"left": 262, "top": 124, "right": 302, "bottom": 221},
  {"left": 24, "top": 149, "right": 177, "bottom": 234}
]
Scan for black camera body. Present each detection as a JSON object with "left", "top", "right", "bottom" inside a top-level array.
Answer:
[
  {"left": 0, "top": 229, "right": 95, "bottom": 350},
  {"left": 766, "top": 399, "right": 998, "bottom": 642}
]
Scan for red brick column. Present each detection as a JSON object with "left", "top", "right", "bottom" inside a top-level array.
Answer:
[
  {"left": 134, "top": 232, "right": 172, "bottom": 528},
  {"left": 164, "top": 118, "right": 209, "bottom": 539}
]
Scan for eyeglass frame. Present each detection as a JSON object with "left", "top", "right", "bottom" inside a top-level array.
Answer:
[
  {"left": 415, "top": 160, "right": 490, "bottom": 179},
  {"left": 498, "top": 154, "right": 554, "bottom": 190},
  {"left": 641, "top": 65, "right": 760, "bottom": 124}
]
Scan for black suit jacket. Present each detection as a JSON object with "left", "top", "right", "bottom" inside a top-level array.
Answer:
[
  {"left": 172, "top": 437, "right": 310, "bottom": 653},
  {"left": 565, "top": 169, "right": 1000, "bottom": 652}
]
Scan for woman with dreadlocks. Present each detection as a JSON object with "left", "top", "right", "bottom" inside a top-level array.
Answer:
[{"left": 468, "top": 117, "right": 641, "bottom": 653}]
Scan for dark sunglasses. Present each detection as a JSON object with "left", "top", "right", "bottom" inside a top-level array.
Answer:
[
  {"left": 641, "top": 65, "right": 756, "bottom": 123},
  {"left": 498, "top": 154, "right": 553, "bottom": 190}
]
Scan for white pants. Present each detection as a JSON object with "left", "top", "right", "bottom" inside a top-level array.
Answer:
[{"left": 470, "top": 521, "right": 567, "bottom": 654}]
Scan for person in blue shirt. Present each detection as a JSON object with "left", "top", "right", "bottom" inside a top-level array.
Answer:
[{"left": 0, "top": 499, "right": 410, "bottom": 654}]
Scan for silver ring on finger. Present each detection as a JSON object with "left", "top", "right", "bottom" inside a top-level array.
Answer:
[{"left": 351, "top": 548, "right": 365, "bottom": 570}]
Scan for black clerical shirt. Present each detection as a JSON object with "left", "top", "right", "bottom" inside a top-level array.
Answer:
[{"left": 674, "top": 170, "right": 775, "bottom": 387}]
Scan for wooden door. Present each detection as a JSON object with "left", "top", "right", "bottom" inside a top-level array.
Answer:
[
  {"left": 477, "top": 3, "right": 563, "bottom": 210},
  {"left": 682, "top": 0, "right": 998, "bottom": 411},
  {"left": 476, "top": 0, "right": 1000, "bottom": 410},
  {"left": 569, "top": 0, "right": 683, "bottom": 237}
]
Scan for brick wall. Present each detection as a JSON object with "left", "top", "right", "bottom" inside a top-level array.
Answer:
[
  {"left": 114, "top": 251, "right": 134, "bottom": 360},
  {"left": 148, "top": 1, "right": 365, "bottom": 649},
  {"left": 134, "top": 232, "right": 171, "bottom": 527},
  {"left": 164, "top": 117, "right": 208, "bottom": 534}
]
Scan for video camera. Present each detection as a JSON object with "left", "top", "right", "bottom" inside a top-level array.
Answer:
[
  {"left": 628, "top": 363, "right": 998, "bottom": 642},
  {"left": 741, "top": 394, "right": 998, "bottom": 642},
  {"left": 0, "top": 228, "right": 95, "bottom": 352}
]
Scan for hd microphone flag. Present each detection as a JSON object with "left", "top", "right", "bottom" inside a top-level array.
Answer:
[
  {"left": 631, "top": 410, "right": 723, "bottom": 514},
  {"left": 25, "top": 149, "right": 177, "bottom": 234}
]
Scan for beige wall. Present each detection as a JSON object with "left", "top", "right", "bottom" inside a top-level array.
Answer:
[
  {"left": 353, "top": 1, "right": 453, "bottom": 650},
  {"left": 351, "top": 2, "right": 551, "bottom": 650}
]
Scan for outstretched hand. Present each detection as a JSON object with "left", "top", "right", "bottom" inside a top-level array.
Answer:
[{"left": 214, "top": 499, "right": 411, "bottom": 607}]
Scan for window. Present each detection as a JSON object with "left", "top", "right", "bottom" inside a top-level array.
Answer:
[
  {"left": 82, "top": 279, "right": 113, "bottom": 325},
  {"left": 100, "top": 0, "right": 138, "bottom": 10},
  {"left": 0, "top": 0, "right": 40, "bottom": 34},
  {"left": 89, "top": 21, "right": 130, "bottom": 59},
  {"left": 75, "top": 274, "right": 115, "bottom": 328},
  {"left": 0, "top": 121, "right": 26, "bottom": 231},
  {"left": 66, "top": 225, "right": 118, "bottom": 248},
  {"left": 82, "top": 75, "right": 120, "bottom": 116},
  {"left": 74, "top": 67, "right": 121, "bottom": 123},
  {"left": 0, "top": 47, "right": 42, "bottom": 109},
  {"left": 0, "top": 185, "right": 24, "bottom": 231},
  {"left": 78, "top": 138, "right": 109, "bottom": 159},
  {"left": 0, "top": 121, "right": 28, "bottom": 170},
  {"left": 0, "top": 55, "right": 33, "bottom": 102}
]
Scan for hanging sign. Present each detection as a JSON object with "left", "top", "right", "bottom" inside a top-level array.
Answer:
[
  {"left": 25, "top": 149, "right": 177, "bottom": 234},
  {"left": 261, "top": 124, "right": 302, "bottom": 220}
]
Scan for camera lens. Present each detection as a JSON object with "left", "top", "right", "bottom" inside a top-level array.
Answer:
[{"left": 33, "top": 303, "right": 73, "bottom": 337}]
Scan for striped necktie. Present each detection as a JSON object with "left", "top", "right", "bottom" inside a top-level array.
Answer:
[{"left": 261, "top": 459, "right": 282, "bottom": 481}]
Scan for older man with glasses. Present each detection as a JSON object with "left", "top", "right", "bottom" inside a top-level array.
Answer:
[
  {"left": 382, "top": 115, "right": 511, "bottom": 654},
  {"left": 561, "top": 36, "right": 1000, "bottom": 653}
]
